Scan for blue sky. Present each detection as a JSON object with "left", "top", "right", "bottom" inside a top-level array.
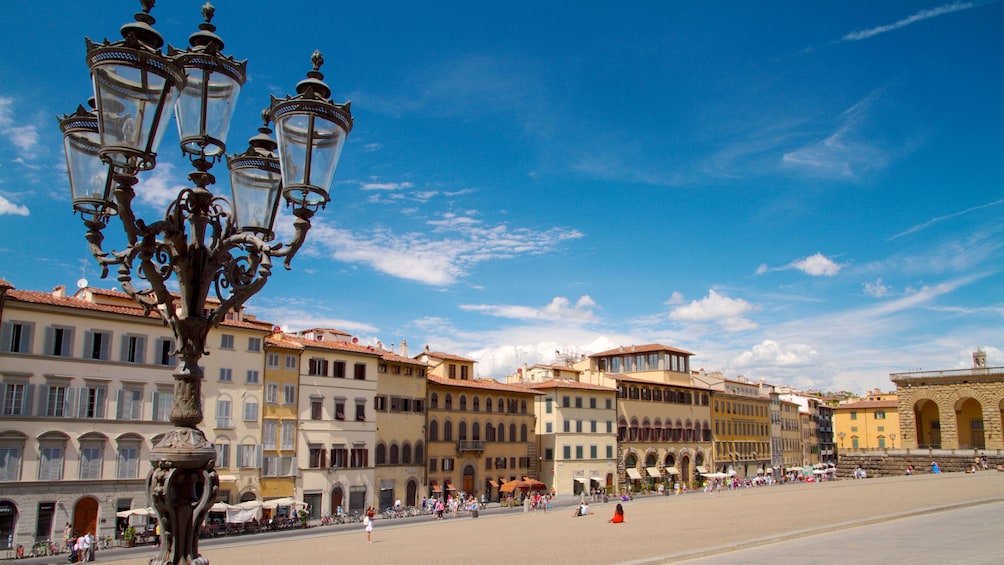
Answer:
[{"left": 1, "top": 1, "right": 1002, "bottom": 394}]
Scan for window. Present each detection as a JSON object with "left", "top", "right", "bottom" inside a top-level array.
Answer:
[
  {"left": 576, "top": 420, "right": 582, "bottom": 433},
  {"left": 283, "top": 384, "right": 296, "bottom": 405},
  {"left": 562, "top": 445, "right": 571, "bottom": 459},
  {"left": 428, "top": 458, "right": 438, "bottom": 473},
  {"left": 0, "top": 320, "right": 34, "bottom": 353},
  {"left": 154, "top": 338, "right": 175, "bottom": 366},
  {"left": 354, "top": 363, "right": 366, "bottom": 380},
  {"left": 280, "top": 421, "right": 295, "bottom": 450},
  {"left": 244, "top": 399, "right": 259, "bottom": 422},
  {"left": 311, "top": 399, "right": 323, "bottom": 420},
  {"left": 152, "top": 390, "right": 172, "bottom": 421},
  {"left": 308, "top": 446, "right": 326, "bottom": 468},
  {"left": 355, "top": 400, "right": 366, "bottom": 422},
  {"left": 546, "top": 422, "right": 553, "bottom": 433},
  {"left": 590, "top": 397, "right": 597, "bottom": 409},
  {"left": 0, "top": 445, "right": 22, "bottom": 480},
  {"left": 445, "top": 395, "right": 453, "bottom": 410},
  {"left": 84, "top": 330, "right": 111, "bottom": 360},
  {"left": 850, "top": 412, "right": 857, "bottom": 420},
  {"left": 575, "top": 397, "right": 583, "bottom": 408},
  {"left": 266, "top": 384, "right": 279, "bottom": 404},
  {"left": 545, "top": 398, "right": 552, "bottom": 414},
  {"left": 117, "top": 445, "right": 139, "bottom": 478},
  {"left": 117, "top": 389, "right": 143, "bottom": 420},
  {"left": 42, "top": 385, "right": 68, "bottom": 418},
  {"left": 606, "top": 445, "right": 613, "bottom": 458},
  {"left": 45, "top": 326, "right": 74, "bottom": 357},
  {"left": 79, "top": 445, "right": 103, "bottom": 479},
  {"left": 448, "top": 364, "right": 457, "bottom": 379},
  {"left": 875, "top": 411, "right": 886, "bottom": 419},
  {"left": 562, "top": 396, "right": 570, "bottom": 408},
  {"left": 606, "top": 421, "right": 612, "bottom": 433},
  {"left": 544, "top": 448, "right": 553, "bottom": 460},
  {"left": 220, "top": 334, "right": 235, "bottom": 349},
  {"left": 285, "top": 355, "right": 297, "bottom": 369},
  {"left": 245, "top": 370, "right": 259, "bottom": 384},
  {"left": 333, "top": 361, "right": 346, "bottom": 379},
  {"left": 334, "top": 399, "right": 345, "bottom": 421},
  {"left": 218, "top": 368, "right": 233, "bottom": 382},
  {"left": 350, "top": 448, "right": 368, "bottom": 468},
  {"left": 563, "top": 420, "right": 570, "bottom": 433},
  {"left": 263, "top": 420, "right": 277, "bottom": 450},
  {"left": 590, "top": 445, "right": 597, "bottom": 459},
  {"left": 460, "top": 366, "right": 469, "bottom": 380},
  {"left": 330, "top": 446, "right": 347, "bottom": 468},
  {"left": 575, "top": 446, "right": 583, "bottom": 459},
  {"left": 38, "top": 444, "right": 64, "bottom": 480},
  {"left": 266, "top": 353, "right": 280, "bottom": 368},
  {"left": 237, "top": 444, "right": 260, "bottom": 468},
  {"left": 375, "top": 443, "right": 387, "bottom": 465},
  {"left": 605, "top": 398, "right": 612, "bottom": 409},
  {"left": 247, "top": 337, "right": 261, "bottom": 352},
  {"left": 77, "top": 385, "right": 107, "bottom": 419},
  {"left": 121, "top": 334, "right": 146, "bottom": 363},
  {"left": 590, "top": 420, "right": 597, "bottom": 433},
  {"left": 216, "top": 400, "right": 232, "bottom": 428},
  {"left": 308, "top": 358, "right": 328, "bottom": 376},
  {"left": 442, "top": 457, "right": 454, "bottom": 472},
  {"left": 215, "top": 442, "right": 231, "bottom": 469},
  {"left": 374, "top": 396, "right": 387, "bottom": 412},
  {"left": 460, "top": 396, "right": 467, "bottom": 411},
  {"left": 1, "top": 383, "right": 30, "bottom": 416}
]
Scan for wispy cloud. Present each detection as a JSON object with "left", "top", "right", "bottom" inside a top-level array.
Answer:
[
  {"left": 842, "top": 2, "right": 977, "bottom": 41},
  {"left": 0, "top": 194, "right": 29, "bottom": 216},
  {"left": 307, "top": 215, "right": 584, "bottom": 286},
  {"left": 460, "top": 296, "right": 597, "bottom": 324},
  {"left": 889, "top": 198, "right": 1004, "bottom": 240},
  {"left": 756, "top": 252, "right": 844, "bottom": 277},
  {"left": 781, "top": 91, "right": 888, "bottom": 178},
  {"left": 669, "top": 289, "right": 759, "bottom": 332},
  {"left": 0, "top": 97, "right": 40, "bottom": 161}
]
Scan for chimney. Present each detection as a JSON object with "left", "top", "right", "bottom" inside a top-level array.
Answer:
[
  {"left": 52, "top": 285, "right": 66, "bottom": 298},
  {"left": 401, "top": 340, "right": 408, "bottom": 357}
]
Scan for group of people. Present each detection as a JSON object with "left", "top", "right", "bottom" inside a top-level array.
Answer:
[{"left": 63, "top": 522, "right": 95, "bottom": 562}]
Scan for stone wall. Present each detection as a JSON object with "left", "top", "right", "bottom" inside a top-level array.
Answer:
[
  {"left": 838, "top": 450, "right": 1002, "bottom": 479},
  {"left": 893, "top": 374, "right": 1004, "bottom": 450}
]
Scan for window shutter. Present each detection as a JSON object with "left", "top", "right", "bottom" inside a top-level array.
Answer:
[
  {"left": 100, "top": 333, "right": 111, "bottom": 360},
  {"left": 288, "top": 457, "right": 297, "bottom": 477},
  {"left": 44, "top": 326, "right": 54, "bottom": 356},
  {"left": 83, "top": 331, "right": 94, "bottom": 359},
  {"left": 135, "top": 336, "right": 146, "bottom": 364},
  {"left": 120, "top": 335, "right": 129, "bottom": 362},
  {"left": 0, "top": 321, "right": 11, "bottom": 352},
  {"left": 95, "top": 387, "right": 106, "bottom": 419},
  {"left": 152, "top": 391, "right": 160, "bottom": 419},
  {"left": 116, "top": 389, "right": 124, "bottom": 419},
  {"left": 61, "top": 328, "right": 74, "bottom": 357},
  {"left": 64, "top": 387, "right": 77, "bottom": 419},
  {"left": 21, "top": 384, "right": 34, "bottom": 416},
  {"left": 37, "top": 385, "right": 49, "bottom": 416},
  {"left": 255, "top": 445, "right": 263, "bottom": 467}
]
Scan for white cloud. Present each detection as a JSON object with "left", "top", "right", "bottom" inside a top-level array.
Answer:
[
  {"left": 133, "top": 163, "right": 188, "bottom": 209},
  {"left": 842, "top": 2, "right": 976, "bottom": 42},
  {"left": 0, "top": 195, "right": 29, "bottom": 216},
  {"left": 863, "top": 278, "right": 891, "bottom": 298},
  {"left": 0, "top": 97, "right": 40, "bottom": 160},
  {"left": 791, "top": 252, "right": 842, "bottom": 276},
  {"left": 460, "top": 295, "right": 597, "bottom": 324},
  {"left": 669, "top": 289, "right": 758, "bottom": 332},
  {"left": 665, "top": 291, "right": 684, "bottom": 306},
  {"left": 889, "top": 198, "right": 1004, "bottom": 240},
  {"left": 782, "top": 91, "right": 888, "bottom": 178},
  {"left": 361, "top": 181, "right": 414, "bottom": 191},
  {"left": 731, "top": 340, "right": 819, "bottom": 369}
]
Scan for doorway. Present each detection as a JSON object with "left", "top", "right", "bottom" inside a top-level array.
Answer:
[{"left": 72, "top": 497, "right": 98, "bottom": 538}]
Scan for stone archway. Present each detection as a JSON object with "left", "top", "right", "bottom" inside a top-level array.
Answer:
[
  {"left": 956, "top": 397, "right": 986, "bottom": 449},
  {"left": 406, "top": 480, "right": 417, "bottom": 507},
  {"left": 72, "top": 497, "right": 98, "bottom": 538},
  {"left": 914, "top": 399, "right": 941, "bottom": 449}
]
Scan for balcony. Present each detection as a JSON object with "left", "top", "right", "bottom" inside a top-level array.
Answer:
[{"left": 456, "top": 440, "right": 486, "bottom": 453}]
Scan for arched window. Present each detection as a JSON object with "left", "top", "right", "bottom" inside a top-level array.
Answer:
[
  {"left": 460, "top": 395, "right": 467, "bottom": 411},
  {"left": 642, "top": 418, "right": 652, "bottom": 441},
  {"left": 444, "top": 420, "right": 454, "bottom": 441},
  {"left": 375, "top": 442, "right": 387, "bottom": 464},
  {"left": 497, "top": 399, "right": 504, "bottom": 413},
  {"left": 497, "top": 422, "right": 505, "bottom": 442},
  {"left": 485, "top": 423, "right": 495, "bottom": 442},
  {"left": 414, "top": 441, "right": 424, "bottom": 463},
  {"left": 485, "top": 397, "right": 493, "bottom": 413},
  {"left": 629, "top": 418, "right": 640, "bottom": 441},
  {"left": 509, "top": 423, "right": 517, "bottom": 443},
  {"left": 389, "top": 443, "right": 399, "bottom": 464},
  {"left": 520, "top": 400, "right": 527, "bottom": 414},
  {"left": 520, "top": 424, "right": 527, "bottom": 443},
  {"left": 429, "top": 420, "right": 439, "bottom": 441},
  {"left": 653, "top": 419, "right": 663, "bottom": 442},
  {"left": 473, "top": 397, "right": 480, "bottom": 412},
  {"left": 472, "top": 421, "right": 481, "bottom": 441},
  {"left": 459, "top": 421, "right": 468, "bottom": 441},
  {"left": 618, "top": 418, "right": 628, "bottom": 442},
  {"left": 430, "top": 393, "right": 439, "bottom": 410},
  {"left": 402, "top": 442, "right": 412, "bottom": 464},
  {"left": 445, "top": 394, "right": 453, "bottom": 410}
]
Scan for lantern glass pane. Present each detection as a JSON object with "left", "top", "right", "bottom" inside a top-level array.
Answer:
[
  {"left": 231, "top": 166, "right": 281, "bottom": 233},
  {"left": 176, "top": 68, "right": 242, "bottom": 158},
  {"left": 274, "top": 113, "right": 346, "bottom": 206},
  {"left": 92, "top": 63, "right": 178, "bottom": 171},
  {"left": 63, "top": 129, "right": 111, "bottom": 206}
]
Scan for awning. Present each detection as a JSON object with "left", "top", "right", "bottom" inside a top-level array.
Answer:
[
  {"left": 696, "top": 466, "right": 708, "bottom": 474},
  {"left": 590, "top": 477, "right": 602, "bottom": 483},
  {"left": 765, "top": 467, "right": 774, "bottom": 474},
  {"left": 218, "top": 474, "right": 238, "bottom": 483},
  {"left": 575, "top": 477, "right": 589, "bottom": 484},
  {"left": 646, "top": 467, "right": 662, "bottom": 478},
  {"left": 665, "top": 467, "right": 680, "bottom": 475},
  {"left": 489, "top": 480, "right": 499, "bottom": 488},
  {"left": 445, "top": 481, "right": 456, "bottom": 490},
  {"left": 626, "top": 468, "right": 643, "bottom": 480},
  {"left": 430, "top": 481, "right": 442, "bottom": 492}
]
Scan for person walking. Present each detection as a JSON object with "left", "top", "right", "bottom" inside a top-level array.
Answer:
[{"left": 365, "top": 506, "right": 375, "bottom": 543}]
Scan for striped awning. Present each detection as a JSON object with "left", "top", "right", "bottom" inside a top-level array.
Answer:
[
  {"left": 445, "top": 481, "right": 456, "bottom": 490},
  {"left": 489, "top": 480, "right": 499, "bottom": 488},
  {"left": 626, "top": 468, "right": 643, "bottom": 480},
  {"left": 646, "top": 467, "right": 662, "bottom": 478},
  {"left": 430, "top": 481, "right": 442, "bottom": 492}
]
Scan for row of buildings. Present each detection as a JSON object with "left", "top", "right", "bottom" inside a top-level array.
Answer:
[{"left": 3, "top": 280, "right": 1000, "bottom": 549}]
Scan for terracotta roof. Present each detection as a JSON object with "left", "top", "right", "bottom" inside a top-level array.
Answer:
[
  {"left": 300, "top": 327, "right": 351, "bottom": 336},
  {"left": 280, "top": 334, "right": 384, "bottom": 357},
  {"left": 427, "top": 374, "right": 542, "bottom": 395},
  {"left": 422, "top": 351, "right": 477, "bottom": 363},
  {"left": 588, "top": 343, "right": 694, "bottom": 357},
  {"left": 835, "top": 399, "right": 898, "bottom": 410},
  {"left": 7, "top": 288, "right": 272, "bottom": 332},
  {"left": 265, "top": 335, "right": 306, "bottom": 350},
  {"left": 524, "top": 379, "right": 615, "bottom": 392},
  {"left": 605, "top": 372, "right": 710, "bottom": 390},
  {"left": 529, "top": 364, "right": 582, "bottom": 373},
  {"left": 379, "top": 350, "right": 430, "bottom": 367}
]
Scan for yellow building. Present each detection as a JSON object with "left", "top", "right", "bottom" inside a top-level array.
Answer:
[
  {"left": 374, "top": 341, "right": 428, "bottom": 509},
  {"left": 833, "top": 392, "right": 900, "bottom": 453},
  {"left": 708, "top": 379, "right": 771, "bottom": 479},
  {"left": 261, "top": 334, "right": 303, "bottom": 503},
  {"left": 419, "top": 348, "right": 539, "bottom": 501},
  {"left": 779, "top": 399, "right": 802, "bottom": 472}
]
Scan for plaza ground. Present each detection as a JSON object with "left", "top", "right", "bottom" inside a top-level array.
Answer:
[{"left": 28, "top": 471, "right": 1004, "bottom": 564}]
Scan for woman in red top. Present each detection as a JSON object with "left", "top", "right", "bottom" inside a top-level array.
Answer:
[{"left": 609, "top": 503, "right": 625, "bottom": 523}]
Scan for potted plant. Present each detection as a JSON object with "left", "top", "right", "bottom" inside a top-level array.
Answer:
[{"left": 123, "top": 526, "right": 136, "bottom": 547}]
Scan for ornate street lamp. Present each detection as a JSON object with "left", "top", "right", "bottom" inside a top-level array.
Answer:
[{"left": 60, "top": 3, "right": 352, "bottom": 564}]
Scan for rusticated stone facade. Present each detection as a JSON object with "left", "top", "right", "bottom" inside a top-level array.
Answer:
[{"left": 890, "top": 365, "right": 1004, "bottom": 451}]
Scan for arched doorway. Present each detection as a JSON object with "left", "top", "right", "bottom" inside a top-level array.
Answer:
[
  {"left": 239, "top": 491, "right": 257, "bottom": 503},
  {"left": 956, "top": 398, "right": 985, "bottom": 449},
  {"left": 915, "top": 399, "right": 941, "bottom": 448},
  {"left": 406, "top": 480, "right": 417, "bottom": 507},
  {"left": 0, "top": 501, "right": 17, "bottom": 550},
  {"left": 331, "top": 486, "right": 344, "bottom": 514},
  {"left": 680, "top": 455, "right": 691, "bottom": 486},
  {"left": 462, "top": 465, "right": 476, "bottom": 495},
  {"left": 73, "top": 497, "right": 98, "bottom": 539}
]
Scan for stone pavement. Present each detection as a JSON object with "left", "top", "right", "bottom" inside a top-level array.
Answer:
[{"left": 71, "top": 472, "right": 1004, "bottom": 564}]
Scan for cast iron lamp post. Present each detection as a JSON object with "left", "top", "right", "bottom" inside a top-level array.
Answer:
[{"left": 58, "top": 2, "right": 352, "bottom": 564}]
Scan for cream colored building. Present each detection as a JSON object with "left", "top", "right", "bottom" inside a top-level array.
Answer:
[
  {"left": 0, "top": 281, "right": 270, "bottom": 549},
  {"left": 526, "top": 379, "right": 617, "bottom": 496},
  {"left": 289, "top": 329, "right": 378, "bottom": 517},
  {"left": 373, "top": 341, "right": 428, "bottom": 509},
  {"left": 779, "top": 399, "right": 803, "bottom": 472}
]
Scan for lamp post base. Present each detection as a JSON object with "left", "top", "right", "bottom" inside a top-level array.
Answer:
[{"left": 147, "top": 427, "right": 219, "bottom": 565}]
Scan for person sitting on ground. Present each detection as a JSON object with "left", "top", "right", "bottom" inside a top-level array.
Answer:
[{"left": 609, "top": 503, "right": 625, "bottom": 523}]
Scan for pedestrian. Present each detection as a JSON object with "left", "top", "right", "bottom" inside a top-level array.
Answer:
[
  {"left": 364, "top": 506, "right": 375, "bottom": 543},
  {"left": 64, "top": 523, "right": 73, "bottom": 553},
  {"left": 608, "top": 503, "right": 625, "bottom": 523}
]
